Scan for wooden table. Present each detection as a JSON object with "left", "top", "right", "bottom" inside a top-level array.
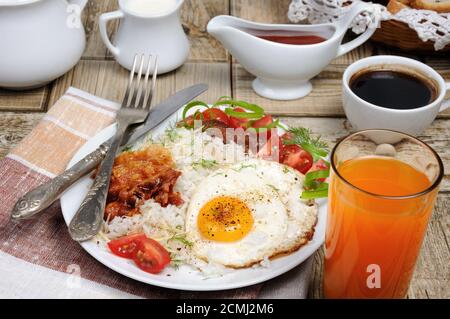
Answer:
[{"left": 0, "top": 0, "right": 448, "bottom": 298}]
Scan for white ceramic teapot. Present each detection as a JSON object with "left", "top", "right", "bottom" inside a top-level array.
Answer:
[
  {"left": 0, "top": 0, "right": 87, "bottom": 89},
  {"left": 207, "top": 2, "right": 377, "bottom": 100}
]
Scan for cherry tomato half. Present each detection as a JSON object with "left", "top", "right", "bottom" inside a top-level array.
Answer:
[
  {"left": 133, "top": 237, "right": 171, "bottom": 274},
  {"left": 200, "top": 108, "right": 230, "bottom": 126},
  {"left": 251, "top": 115, "right": 273, "bottom": 128},
  {"left": 107, "top": 233, "right": 147, "bottom": 259},
  {"left": 280, "top": 144, "right": 314, "bottom": 175},
  {"left": 229, "top": 107, "right": 251, "bottom": 129}
]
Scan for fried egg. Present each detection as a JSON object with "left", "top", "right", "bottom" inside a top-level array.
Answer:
[{"left": 185, "top": 159, "right": 318, "bottom": 268}]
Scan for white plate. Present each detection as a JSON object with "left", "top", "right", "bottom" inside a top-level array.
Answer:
[{"left": 60, "top": 107, "right": 327, "bottom": 291}]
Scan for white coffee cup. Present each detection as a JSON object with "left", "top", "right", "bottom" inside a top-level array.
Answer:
[
  {"left": 99, "top": 0, "right": 189, "bottom": 74},
  {"left": 343, "top": 55, "right": 450, "bottom": 136}
]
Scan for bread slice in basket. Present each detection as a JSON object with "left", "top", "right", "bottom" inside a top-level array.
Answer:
[{"left": 412, "top": 0, "right": 450, "bottom": 13}]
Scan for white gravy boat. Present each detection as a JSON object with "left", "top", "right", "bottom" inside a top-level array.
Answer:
[
  {"left": 207, "top": 2, "right": 377, "bottom": 100},
  {"left": 0, "top": 0, "right": 87, "bottom": 89}
]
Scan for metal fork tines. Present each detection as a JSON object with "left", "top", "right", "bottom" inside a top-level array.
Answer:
[{"left": 69, "top": 54, "right": 158, "bottom": 242}]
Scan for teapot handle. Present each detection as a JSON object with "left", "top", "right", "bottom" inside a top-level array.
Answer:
[
  {"left": 336, "top": 2, "right": 378, "bottom": 57},
  {"left": 99, "top": 10, "right": 124, "bottom": 57}
]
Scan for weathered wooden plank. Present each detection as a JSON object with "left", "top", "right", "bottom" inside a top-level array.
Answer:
[
  {"left": 174, "top": 62, "right": 231, "bottom": 103},
  {"left": 182, "top": 0, "right": 229, "bottom": 62},
  {"left": 47, "top": 60, "right": 230, "bottom": 108},
  {"left": 82, "top": 0, "right": 118, "bottom": 59},
  {"left": 0, "top": 112, "right": 44, "bottom": 159},
  {"left": 233, "top": 63, "right": 344, "bottom": 116},
  {"left": 0, "top": 87, "right": 49, "bottom": 112},
  {"left": 231, "top": 0, "right": 292, "bottom": 23},
  {"left": 308, "top": 248, "right": 325, "bottom": 299}
]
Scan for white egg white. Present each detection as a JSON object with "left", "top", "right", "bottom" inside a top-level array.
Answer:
[
  {"left": 185, "top": 159, "right": 318, "bottom": 268},
  {"left": 185, "top": 168, "right": 289, "bottom": 268}
]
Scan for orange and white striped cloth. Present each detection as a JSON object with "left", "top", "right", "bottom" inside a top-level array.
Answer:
[{"left": 0, "top": 87, "right": 312, "bottom": 298}]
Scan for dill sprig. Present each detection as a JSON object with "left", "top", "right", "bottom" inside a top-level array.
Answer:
[
  {"left": 169, "top": 233, "right": 193, "bottom": 247},
  {"left": 283, "top": 127, "right": 329, "bottom": 161}
]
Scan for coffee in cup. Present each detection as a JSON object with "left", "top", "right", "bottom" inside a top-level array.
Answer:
[{"left": 343, "top": 55, "right": 450, "bottom": 136}]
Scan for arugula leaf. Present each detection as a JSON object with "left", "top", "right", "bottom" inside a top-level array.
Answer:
[{"left": 283, "top": 127, "right": 329, "bottom": 161}]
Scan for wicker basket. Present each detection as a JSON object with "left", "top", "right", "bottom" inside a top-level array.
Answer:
[{"left": 371, "top": 19, "right": 450, "bottom": 53}]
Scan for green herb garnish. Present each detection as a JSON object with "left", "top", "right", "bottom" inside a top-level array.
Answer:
[
  {"left": 301, "top": 183, "right": 329, "bottom": 199},
  {"left": 283, "top": 127, "right": 329, "bottom": 162},
  {"left": 169, "top": 234, "right": 193, "bottom": 247},
  {"left": 232, "top": 163, "right": 257, "bottom": 172},
  {"left": 192, "top": 159, "right": 218, "bottom": 170},
  {"left": 165, "top": 126, "right": 180, "bottom": 142},
  {"left": 304, "top": 169, "right": 330, "bottom": 189}
]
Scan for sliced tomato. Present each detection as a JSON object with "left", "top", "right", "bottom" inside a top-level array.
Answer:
[
  {"left": 178, "top": 115, "right": 194, "bottom": 128},
  {"left": 133, "top": 237, "right": 171, "bottom": 274},
  {"left": 229, "top": 107, "right": 251, "bottom": 129},
  {"left": 200, "top": 108, "right": 230, "bottom": 126},
  {"left": 251, "top": 115, "right": 274, "bottom": 140},
  {"left": 280, "top": 132, "right": 293, "bottom": 143},
  {"left": 309, "top": 159, "right": 329, "bottom": 182},
  {"left": 107, "top": 233, "right": 146, "bottom": 259},
  {"left": 252, "top": 115, "right": 273, "bottom": 128},
  {"left": 280, "top": 144, "right": 313, "bottom": 175}
]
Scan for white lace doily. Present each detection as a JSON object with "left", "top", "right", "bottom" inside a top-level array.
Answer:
[{"left": 288, "top": 0, "right": 450, "bottom": 50}]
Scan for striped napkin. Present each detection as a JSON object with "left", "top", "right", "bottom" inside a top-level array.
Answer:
[{"left": 0, "top": 87, "right": 313, "bottom": 299}]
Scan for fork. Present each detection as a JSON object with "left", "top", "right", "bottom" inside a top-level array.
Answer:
[{"left": 69, "top": 54, "right": 158, "bottom": 242}]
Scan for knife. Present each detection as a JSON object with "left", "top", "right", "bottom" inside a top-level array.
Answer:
[{"left": 11, "top": 83, "right": 208, "bottom": 220}]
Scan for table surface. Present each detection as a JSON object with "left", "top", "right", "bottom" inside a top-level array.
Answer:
[{"left": 0, "top": 0, "right": 448, "bottom": 299}]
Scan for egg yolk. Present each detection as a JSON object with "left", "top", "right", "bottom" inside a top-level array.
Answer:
[{"left": 197, "top": 196, "right": 253, "bottom": 242}]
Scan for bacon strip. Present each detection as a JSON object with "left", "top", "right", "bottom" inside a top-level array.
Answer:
[{"left": 103, "top": 145, "right": 183, "bottom": 220}]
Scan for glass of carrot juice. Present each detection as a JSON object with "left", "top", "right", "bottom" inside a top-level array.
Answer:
[{"left": 324, "top": 129, "right": 444, "bottom": 299}]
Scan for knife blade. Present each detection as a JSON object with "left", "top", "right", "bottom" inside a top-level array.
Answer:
[{"left": 11, "top": 83, "right": 208, "bottom": 220}]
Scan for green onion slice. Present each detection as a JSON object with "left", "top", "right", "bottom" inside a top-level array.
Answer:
[
  {"left": 304, "top": 169, "right": 330, "bottom": 188},
  {"left": 182, "top": 101, "right": 210, "bottom": 121}
]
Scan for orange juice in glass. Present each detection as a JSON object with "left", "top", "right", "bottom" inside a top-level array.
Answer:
[{"left": 324, "top": 130, "right": 443, "bottom": 299}]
